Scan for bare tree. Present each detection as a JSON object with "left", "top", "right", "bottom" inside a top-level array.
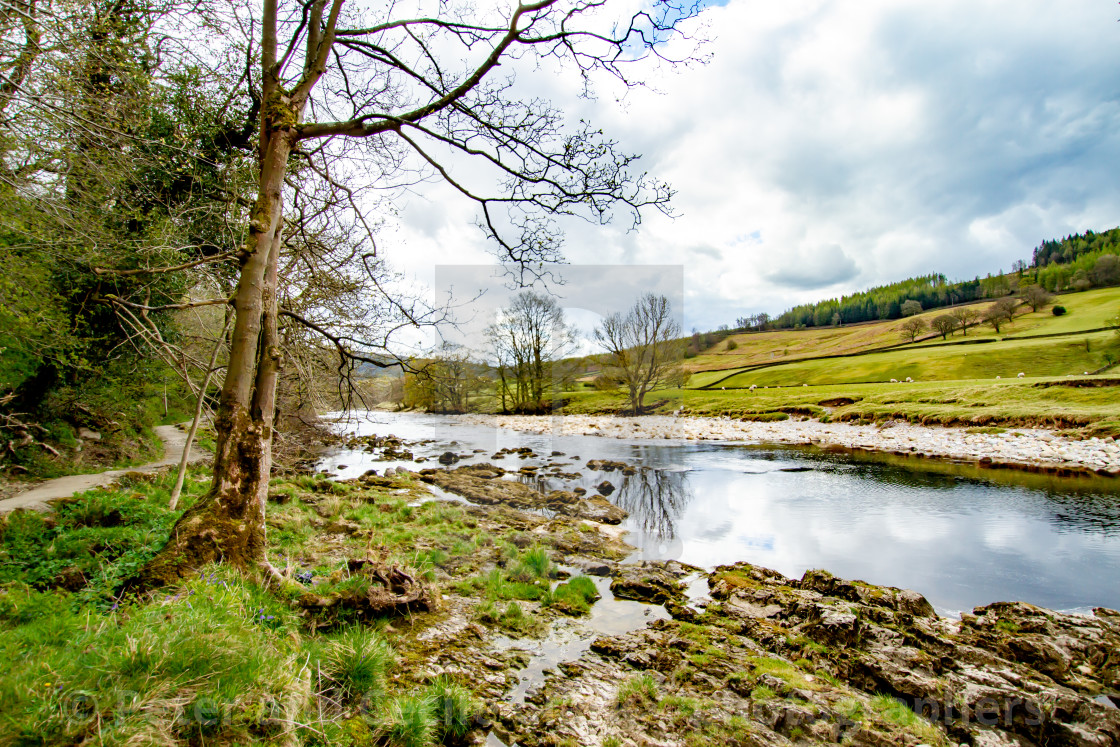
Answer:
[
  {"left": 595, "top": 293, "right": 684, "bottom": 414},
  {"left": 1021, "top": 285, "right": 1053, "bottom": 312},
  {"left": 403, "top": 343, "right": 482, "bottom": 413},
  {"left": 486, "top": 291, "right": 576, "bottom": 414},
  {"left": 950, "top": 306, "right": 979, "bottom": 335},
  {"left": 931, "top": 314, "right": 957, "bottom": 340},
  {"left": 133, "top": 0, "right": 706, "bottom": 584},
  {"left": 899, "top": 316, "right": 926, "bottom": 343},
  {"left": 983, "top": 297, "right": 1018, "bottom": 334}
]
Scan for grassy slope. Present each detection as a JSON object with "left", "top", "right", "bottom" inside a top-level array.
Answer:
[
  {"left": 688, "top": 286, "right": 1120, "bottom": 386},
  {"left": 712, "top": 331, "right": 1116, "bottom": 387}
]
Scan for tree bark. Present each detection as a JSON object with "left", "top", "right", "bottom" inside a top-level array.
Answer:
[{"left": 135, "top": 66, "right": 299, "bottom": 588}]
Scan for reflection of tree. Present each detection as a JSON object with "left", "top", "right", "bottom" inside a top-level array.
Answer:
[{"left": 612, "top": 469, "right": 692, "bottom": 542}]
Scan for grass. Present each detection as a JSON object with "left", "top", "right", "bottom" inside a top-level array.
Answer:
[
  {"left": 617, "top": 673, "right": 659, "bottom": 707},
  {"left": 544, "top": 575, "right": 601, "bottom": 615},
  {"left": 321, "top": 625, "right": 397, "bottom": 702},
  {"left": 559, "top": 374, "right": 1120, "bottom": 435},
  {"left": 708, "top": 331, "right": 1118, "bottom": 387},
  {"left": 870, "top": 693, "right": 947, "bottom": 745},
  {"left": 0, "top": 464, "right": 503, "bottom": 746},
  {"left": 0, "top": 465, "right": 212, "bottom": 608},
  {"left": 684, "top": 286, "right": 1120, "bottom": 380}
]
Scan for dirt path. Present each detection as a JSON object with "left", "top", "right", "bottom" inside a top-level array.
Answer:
[{"left": 0, "top": 425, "right": 207, "bottom": 514}]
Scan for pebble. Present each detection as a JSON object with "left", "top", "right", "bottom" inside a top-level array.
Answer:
[{"left": 462, "top": 415, "right": 1120, "bottom": 474}]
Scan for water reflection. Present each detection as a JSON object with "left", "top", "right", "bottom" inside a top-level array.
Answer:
[
  {"left": 611, "top": 468, "right": 691, "bottom": 544},
  {"left": 322, "top": 413, "right": 1120, "bottom": 614}
]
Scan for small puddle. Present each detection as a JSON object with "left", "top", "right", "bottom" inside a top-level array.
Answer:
[
  {"left": 682, "top": 571, "right": 711, "bottom": 612},
  {"left": 1095, "top": 694, "right": 1119, "bottom": 710},
  {"left": 490, "top": 572, "right": 669, "bottom": 705}
]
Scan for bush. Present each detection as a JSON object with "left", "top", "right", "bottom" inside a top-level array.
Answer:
[
  {"left": 726, "top": 339, "right": 738, "bottom": 351},
  {"left": 1052, "top": 305, "right": 1067, "bottom": 316}
]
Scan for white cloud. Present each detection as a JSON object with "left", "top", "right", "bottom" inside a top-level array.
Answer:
[{"left": 371, "top": 0, "right": 1120, "bottom": 333}]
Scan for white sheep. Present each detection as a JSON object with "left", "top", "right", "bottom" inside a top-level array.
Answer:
[
  {"left": 890, "top": 378, "right": 898, "bottom": 383},
  {"left": 996, "top": 375, "right": 1001, "bottom": 379},
  {"left": 905, "top": 377, "right": 913, "bottom": 382},
  {"left": 1017, "top": 372, "right": 1025, "bottom": 378},
  {"left": 749, "top": 384, "right": 757, "bottom": 391},
  {"left": 803, "top": 384, "right": 808, "bottom": 387},
  {"left": 721, "top": 386, "right": 726, "bottom": 390}
]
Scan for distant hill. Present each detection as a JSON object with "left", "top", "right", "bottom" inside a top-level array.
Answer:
[{"left": 759, "top": 227, "right": 1120, "bottom": 331}]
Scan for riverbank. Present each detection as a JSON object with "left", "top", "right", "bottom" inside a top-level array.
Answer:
[
  {"left": 4, "top": 459, "right": 1117, "bottom": 747},
  {"left": 467, "top": 413, "right": 1120, "bottom": 477}
]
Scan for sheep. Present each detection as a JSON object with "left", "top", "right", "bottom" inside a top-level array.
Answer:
[
  {"left": 905, "top": 377, "right": 913, "bottom": 382},
  {"left": 890, "top": 378, "right": 899, "bottom": 383},
  {"left": 802, "top": 384, "right": 808, "bottom": 387},
  {"left": 749, "top": 384, "right": 757, "bottom": 391},
  {"left": 996, "top": 375, "right": 1001, "bottom": 379},
  {"left": 1017, "top": 372, "right": 1025, "bottom": 378},
  {"left": 721, "top": 386, "right": 726, "bottom": 390}
]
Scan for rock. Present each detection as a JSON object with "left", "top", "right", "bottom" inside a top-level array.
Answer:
[
  {"left": 585, "top": 459, "right": 630, "bottom": 472},
  {"left": 438, "top": 451, "right": 460, "bottom": 465},
  {"left": 78, "top": 428, "right": 101, "bottom": 441},
  {"left": 578, "top": 496, "right": 627, "bottom": 525},
  {"left": 595, "top": 480, "right": 615, "bottom": 496},
  {"left": 609, "top": 562, "right": 686, "bottom": 605}
]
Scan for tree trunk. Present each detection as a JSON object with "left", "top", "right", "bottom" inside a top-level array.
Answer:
[{"left": 135, "top": 95, "right": 296, "bottom": 589}]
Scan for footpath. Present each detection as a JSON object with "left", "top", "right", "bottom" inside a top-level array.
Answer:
[{"left": 0, "top": 424, "right": 206, "bottom": 513}]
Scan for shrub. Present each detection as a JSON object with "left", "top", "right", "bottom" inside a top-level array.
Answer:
[{"left": 1052, "top": 305, "right": 1067, "bottom": 316}]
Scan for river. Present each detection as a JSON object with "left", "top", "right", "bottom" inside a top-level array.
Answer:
[{"left": 318, "top": 412, "right": 1120, "bottom": 616}]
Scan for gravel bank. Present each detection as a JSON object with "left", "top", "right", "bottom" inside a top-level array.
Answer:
[{"left": 465, "top": 414, "right": 1120, "bottom": 476}]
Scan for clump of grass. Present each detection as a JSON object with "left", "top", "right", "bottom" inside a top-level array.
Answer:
[
  {"left": 870, "top": 693, "right": 946, "bottom": 745},
  {"left": 423, "top": 676, "right": 478, "bottom": 741},
  {"left": 545, "top": 575, "right": 600, "bottom": 615},
  {"left": 474, "top": 600, "right": 540, "bottom": 635},
  {"left": 321, "top": 626, "right": 396, "bottom": 703},
  {"left": 509, "top": 546, "right": 552, "bottom": 582},
  {"left": 377, "top": 694, "right": 437, "bottom": 747},
  {"left": 617, "top": 673, "right": 658, "bottom": 707}
]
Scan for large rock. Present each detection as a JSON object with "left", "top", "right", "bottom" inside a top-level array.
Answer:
[{"left": 609, "top": 562, "right": 688, "bottom": 605}]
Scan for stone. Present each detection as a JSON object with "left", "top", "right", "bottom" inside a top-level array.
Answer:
[
  {"left": 595, "top": 480, "right": 615, "bottom": 496},
  {"left": 438, "top": 451, "right": 460, "bottom": 465}
]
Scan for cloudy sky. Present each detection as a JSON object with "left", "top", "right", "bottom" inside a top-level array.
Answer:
[{"left": 375, "top": 0, "right": 1120, "bottom": 335}]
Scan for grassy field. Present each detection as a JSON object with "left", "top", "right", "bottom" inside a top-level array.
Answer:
[
  {"left": 561, "top": 376, "right": 1120, "bottom": 435},
  {"left": 706, "top": 331, "right": 1117, "bottom": 388},
  {"left": 687, "top": 286, "right": 1120, "bottom": 385}
]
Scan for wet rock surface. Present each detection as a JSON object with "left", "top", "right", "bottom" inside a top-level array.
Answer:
[
  {"left": 469, "top": 561, "right": 1120, "bottom": 746},
  {"left": 418, "top": 464, "right": 630, "bottom": 524}
]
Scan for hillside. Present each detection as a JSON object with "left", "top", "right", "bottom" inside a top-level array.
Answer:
[{"left": 686, "top": 286, "right": 1120, "bottom": 387}]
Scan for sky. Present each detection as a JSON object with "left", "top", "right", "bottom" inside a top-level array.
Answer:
[{"left": 372, "top": 0, "right": 1120, "bottom": 338}]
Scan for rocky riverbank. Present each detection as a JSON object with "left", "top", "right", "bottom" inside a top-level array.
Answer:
[
  {"left": 359, "top": 460, "right": 1120, "bottom": 747},
  {"left": 466, "top": 414, "right": 1120, "bottom": 477}
]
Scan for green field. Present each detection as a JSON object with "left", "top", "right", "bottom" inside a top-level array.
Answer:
[
  {"left": 687, "top": 286, "right": 1120, "bottom": 386},
  {"left": 686, "top": 287, "right": 1120, "bottom": 388},
  {"left": 562, "top": 377, "right": 1120, "bottom": 435},
  {"left": 561, "top": 286, "right": 1120, "bottom": 435}
]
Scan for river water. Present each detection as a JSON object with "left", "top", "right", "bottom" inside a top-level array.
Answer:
[{"left": 319, "top": 412, "right": 1120, "bottom": 616}]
